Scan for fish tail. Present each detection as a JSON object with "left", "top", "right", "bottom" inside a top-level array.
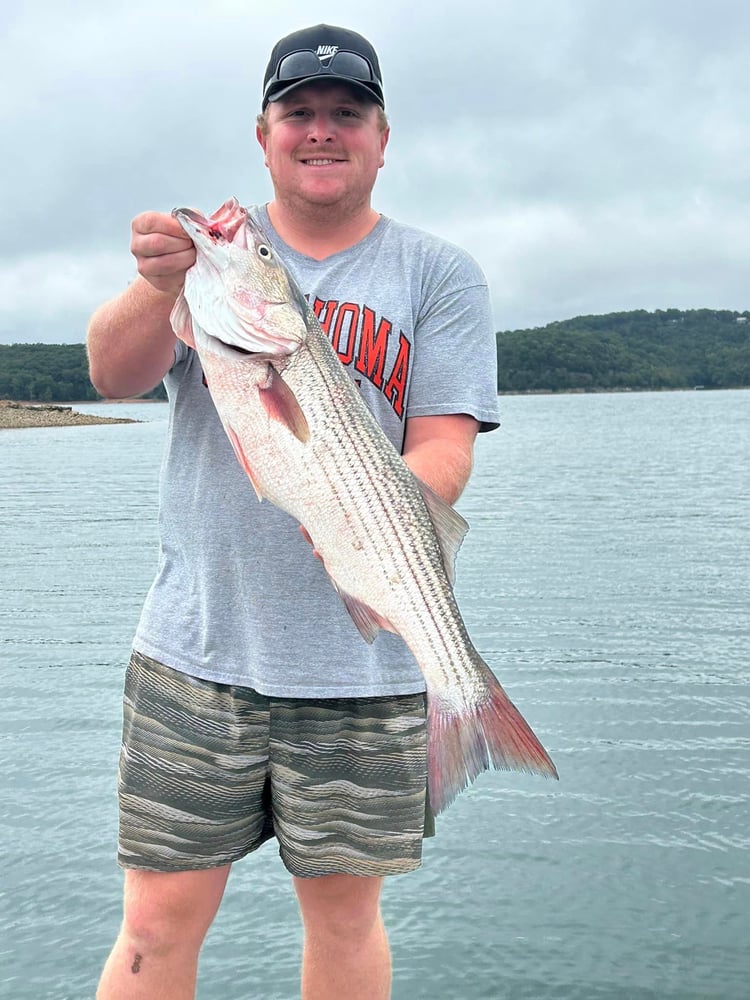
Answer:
[{"left": 426, "top": 658, "right": 558, "bottom": 815}]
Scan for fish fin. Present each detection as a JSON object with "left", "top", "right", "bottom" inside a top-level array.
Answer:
[
  {"left": 331, "top": 583, "right": 395, "bottom": 644},
  {"left": 169, "top": 291, "right": 197, "bottom": 349},
  {"left": 226, "top": 425, "right": 264, "bottom": 501},
  {"left": 426, "top": 654, "right": 558, "bottom": 815},
  {"left": 416, "top": 479, "right": 469, "bottom": 586},
  {"left": 259, "top": 366, "right": 310, "bottom": 443}
]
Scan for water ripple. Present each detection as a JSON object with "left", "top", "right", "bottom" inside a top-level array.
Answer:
[{"left": 2, "top": 392, "right": 749, "bottom": 1000}]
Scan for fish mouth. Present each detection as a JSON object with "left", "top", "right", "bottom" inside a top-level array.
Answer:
[
  {"left": 173, "top": 203, "right": 247, "bottom": 245},
  {"left": 171, "top": 213, "right": 212, "bottom": 255},
  {"left": 173, "top": 206, "right": 214, "bottom": 231},
  {"left": 173, "top": 207, "right": 226, "bottom": 243},
  {"left": 175, "top": 207, "right": 209, "bottom": 224}
]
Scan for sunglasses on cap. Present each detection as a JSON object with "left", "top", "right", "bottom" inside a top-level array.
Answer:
[{"left": 263, "top": 49, "right": 384, "bottom": 105}]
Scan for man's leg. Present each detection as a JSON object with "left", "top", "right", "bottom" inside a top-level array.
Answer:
[
  {"left": 272, "top": 692, "right": 430, "bottom": 1000},
  {"left": 97, "top": 864, "right": 231, "bottom": 1000},
  {"left": 108, "top": 655, "right": 273, "bottom": 996},
  {"left": 294, "top": 873, "right": 390, "bottom": 1000}
]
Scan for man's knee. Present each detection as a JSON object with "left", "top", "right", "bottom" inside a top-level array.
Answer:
[
  {"left": 121, "top": 865, "right": 231, "bottom": 953},
  {"left": 293, "top": 873, "right": 384, "bottom": 941}
]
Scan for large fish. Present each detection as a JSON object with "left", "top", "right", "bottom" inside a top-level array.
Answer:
[{"left": 170, "top": 197, "right": 558, "bottom": 813}]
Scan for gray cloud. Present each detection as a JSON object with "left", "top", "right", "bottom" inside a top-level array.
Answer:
[{"left": 2, "top": 0, "right": 748, "bottom": 343}]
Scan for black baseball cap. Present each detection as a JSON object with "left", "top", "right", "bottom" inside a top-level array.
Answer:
[{"left": 262, "top": 24, "right": 385, "bottom": 110}]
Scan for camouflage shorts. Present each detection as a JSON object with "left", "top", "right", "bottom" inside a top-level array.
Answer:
[{"left": 117, "top": 651, "right": 433, "bottom": 877}]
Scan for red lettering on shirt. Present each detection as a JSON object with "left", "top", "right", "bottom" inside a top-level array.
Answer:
[
  {"left": 331, "top": 302, "right": 360, "bottom": 366},
  {"left": 305, "top": 296, "right": 411, "bottom": 421},
  {"left": 354, "top": 306, "right": 391, "bottom": 390},
  {"left": 383, "top": 333, "right": 411, "bottom": 419},
  {"left": 311, "top": 297, "right": 338, "bottom": 336}
]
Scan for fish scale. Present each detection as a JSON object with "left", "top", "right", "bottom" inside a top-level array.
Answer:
[
  {"left": 171, "top": 198, "right": 558, "bottom": 813},
  {"left": 298, "top": 352, "right": 450, "bottom": 645}
]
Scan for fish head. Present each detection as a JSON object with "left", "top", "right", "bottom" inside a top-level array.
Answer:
[{"left": 171, "top": 198, "right": 309, "bottom": 358}]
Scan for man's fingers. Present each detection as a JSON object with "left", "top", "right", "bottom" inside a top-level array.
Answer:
[
  {"left": 138, "top": 247, "right": 196, "bottom": 279},
  {"left": 133, "top": 211, "right": 186, "bottom": 238},
  {"left": 131, "top": 212, "right": 194, "bottom": 260},
  {"left": 129, "top": 212, "right": 196, "bottom": 291},
  {"left": 133, "top": 230, "right": 194, "bottom": 260}
]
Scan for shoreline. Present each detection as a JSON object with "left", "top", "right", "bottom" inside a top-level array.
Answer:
[
  {"left": 2, "top": 385, "right": 745, "bottom": 430},
  {"left": 0, "top": 400, "right": 139, "bottom": 430}
]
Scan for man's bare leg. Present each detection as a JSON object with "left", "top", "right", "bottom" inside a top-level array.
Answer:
[
  {"left": 97, "top": 865, "right": 231, "bottom": 1000},
  {"left": 294, "top": 873, "right": 390, "bottom": 1000}
]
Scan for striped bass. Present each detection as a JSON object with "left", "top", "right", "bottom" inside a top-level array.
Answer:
[{"left": 170, "top": 197, "right": 558, "bottom": 813}]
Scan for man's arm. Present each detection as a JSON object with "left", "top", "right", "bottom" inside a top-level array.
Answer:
[
  {"left": 86, "top": 212, "right": 196, "bottom": 399},
  {"left": 402, "top": 413, "right": 480, "bottom": 504}
]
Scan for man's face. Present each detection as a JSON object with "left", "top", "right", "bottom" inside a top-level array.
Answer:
[{"left": 257, "top": 82, "right": 389, "bottom": 213}]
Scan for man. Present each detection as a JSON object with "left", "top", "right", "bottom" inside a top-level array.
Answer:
[{"left": 88, "top": 24, "right": 500, "bottom": 1000}]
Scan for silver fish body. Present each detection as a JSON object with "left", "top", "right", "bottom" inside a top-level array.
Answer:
[{"left": 171, "top": 198, "right": 558, "bottom": 813}]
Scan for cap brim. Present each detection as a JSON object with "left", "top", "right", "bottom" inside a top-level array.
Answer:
[{"left": 264, "top": 76, "right": 384, "bottom": 109}]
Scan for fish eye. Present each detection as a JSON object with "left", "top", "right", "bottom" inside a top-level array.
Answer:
[{"left": 257, "top": 243, "right": 272, "bottom": 259}]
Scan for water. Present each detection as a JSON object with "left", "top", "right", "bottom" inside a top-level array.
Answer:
[{"left": 1, "top": 390, "right": 748, "bottom": 999}]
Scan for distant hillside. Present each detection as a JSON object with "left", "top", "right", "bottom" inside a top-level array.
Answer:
[
  {"left": 496, "top": 308, "right": 750, "bottom": 392},
  {"left": 2, "top": 308, "right": 749, "bottom": 401},
  {"left": 0, "top": 343, "right": 166, "bottom": 402}
]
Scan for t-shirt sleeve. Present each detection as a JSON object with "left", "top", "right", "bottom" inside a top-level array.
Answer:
[{"left": 405, "top": 249, "right": 500, "bottom": 432}]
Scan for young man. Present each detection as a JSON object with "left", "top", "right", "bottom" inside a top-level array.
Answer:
[{"left": 88, "top": 24, "right": 500, "bottom": 1000}]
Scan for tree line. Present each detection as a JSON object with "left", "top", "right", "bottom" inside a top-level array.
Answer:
[
  {"left": 1, "top": 308, "right": 748, "bottom": 401},
  {"left": 496, "top": 308, "right": 750, "bottom": 392},
  {"left": 0, "top": 343, "right": 166, "bottom": 402}
]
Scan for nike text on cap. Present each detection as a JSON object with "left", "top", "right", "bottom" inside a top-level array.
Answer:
[{"left": 262, "top": 24, "right": 385, "bottom": 110}]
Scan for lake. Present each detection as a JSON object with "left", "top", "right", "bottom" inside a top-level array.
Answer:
[{"left": 1, "top": 389, "right": 748, "bottom": 999}]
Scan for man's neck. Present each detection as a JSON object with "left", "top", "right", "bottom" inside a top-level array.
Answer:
[{"left": 266, "top": 201, "right": 381, "bottom": 260}]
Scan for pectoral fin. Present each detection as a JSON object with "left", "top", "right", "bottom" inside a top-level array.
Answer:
[
  {"left": 258, "top": 366, "right": 310, "bottom": 443},
  {"left": 169, "top": 291, "right": 197, "bottom": 349}
]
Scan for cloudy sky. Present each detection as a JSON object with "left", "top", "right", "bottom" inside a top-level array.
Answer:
[{"left": 2, "top": 0, "right": 748, "bottom": 344}]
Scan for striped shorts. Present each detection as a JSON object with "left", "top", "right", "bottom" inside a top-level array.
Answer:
[{"left": 117, "top": 651, "right": 433, "bottom": 878}]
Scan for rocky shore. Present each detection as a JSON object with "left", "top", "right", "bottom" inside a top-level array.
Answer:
[{"left": 0, "top": 400, "right": 138, "bottom": 429}]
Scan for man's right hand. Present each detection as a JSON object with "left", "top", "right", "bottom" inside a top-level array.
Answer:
[
  {"left": 87, "top": 211, "right": 196, "bottom": 398},
  {"left": 131, "top": 212, "right": 197, "bottom": 297}
]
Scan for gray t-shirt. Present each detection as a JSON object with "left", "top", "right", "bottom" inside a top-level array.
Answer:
[{"left": 133, "top": 206, "right": 500, "bottom": 697}]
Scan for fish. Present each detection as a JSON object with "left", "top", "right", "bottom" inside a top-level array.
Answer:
[{"left": 170, "top": 197, "right": 558, "bottom": 813}]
